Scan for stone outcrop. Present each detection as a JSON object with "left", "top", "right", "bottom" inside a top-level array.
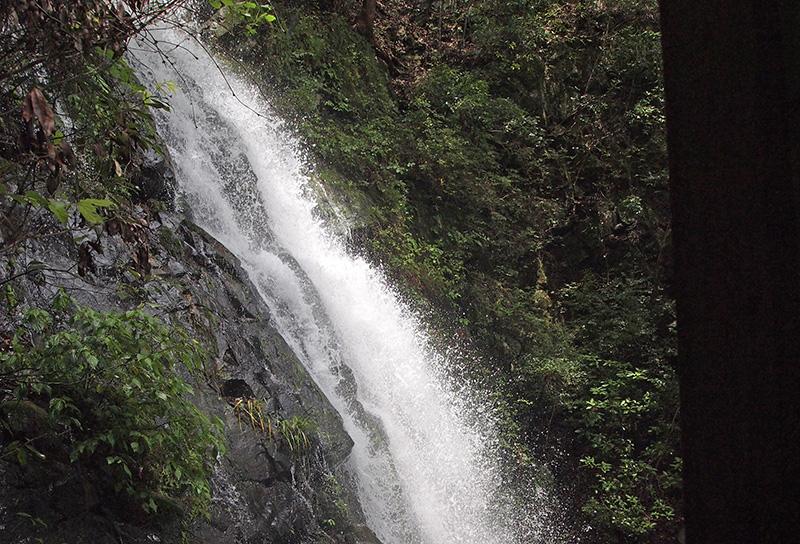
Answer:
[{"left": 0, "top": 202, "right": 380, "bottom": 544}]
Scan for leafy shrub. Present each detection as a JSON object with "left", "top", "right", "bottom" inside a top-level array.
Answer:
[
  {"left": 0, "top": 293, "right": 225, "bottom": 519},
  {"left": 210, "top": 0, "right": 276, "bottom": 36},
  {"left": 563, "top": 356, "right": 681, "bottom": 539},
  {"left": 1, "top": 2, "right": 177, "bottom": 255}
]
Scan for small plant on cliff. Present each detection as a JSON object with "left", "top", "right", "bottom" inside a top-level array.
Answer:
[
  {"left": 272, "top": 415, "right": 314, "bottom": 452},
  {"left": 232, "top": 396, "right": 314, "bottom": 453},
  {"left": 233, "top": 397, "right": 267, "bottom": 431},
  {"left": 0, "top": 291, "right": 225, "bottom": 519}
]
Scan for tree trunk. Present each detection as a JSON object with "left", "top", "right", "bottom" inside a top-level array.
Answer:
[
  {"left": 356, "top": 0, "right": 377, "bottom": 43},
  {"left": 659, "top": 1, "right": 800, "bottom": 542}
]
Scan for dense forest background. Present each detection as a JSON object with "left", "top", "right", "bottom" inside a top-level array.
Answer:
[
  {"left": 1, "top": 0, "right": 679, "bottom": 542},
  {"left": 216, "top": 0, "right": 680, "bottom": 541}
]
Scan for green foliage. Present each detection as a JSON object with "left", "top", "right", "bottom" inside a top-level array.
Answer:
[
  {"left": 273, "top": 415, "right": 315, "bottom": 453},
  {"left": 7, "top": 190, "right": 118, "bottom": 226},
  {"left": 564, "top": 357, "right": 681, "bottom": 537},
  {"left": 553, "top": 272, "right": 679, "bottom": 538},
  {"left": 210, "top": 0, "right": 277, "bottom": 36},
  {"left": 76, "top": 198, "right": 117, "bottom": 225},
  {"left": 0, "top": 0, "right": 221, "bottom": 532},
  {"left": 559, "top": 272, "right": 676, "bottom": 365},
  {"left": 231, "top": 397, "right": 314, "bottom": 453},
  {"left": 64, "top": 51, "right": 170, "bottom": 192},
  {"left": 216, "top": 0, "right": 678, "bottom": 539},
  {"left": 0, "top": 293, "right": 225, "bottom": 519},
  {"left": 1, "top": 2, "right": 177, "bottom": 256}
]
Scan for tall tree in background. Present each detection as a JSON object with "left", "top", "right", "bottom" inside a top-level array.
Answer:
[
  {"left": 660, "top": 1, "right": 800, "bottom": 542},
  {"left": 356, "top": 0, "right": 377, "bottom": 42}
]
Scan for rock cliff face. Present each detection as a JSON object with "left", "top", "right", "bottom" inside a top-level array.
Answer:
[{"left": 0, "top": 172, "right": 380, "bottom": 543}]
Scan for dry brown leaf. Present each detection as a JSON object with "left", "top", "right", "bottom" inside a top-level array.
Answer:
[{"left": 21, "top": 87, "right": 56, "bottom": 138}]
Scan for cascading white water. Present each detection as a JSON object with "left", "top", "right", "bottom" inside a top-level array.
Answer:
[{"left": 133, "top": 27, "right": 562, "bottom": 544}]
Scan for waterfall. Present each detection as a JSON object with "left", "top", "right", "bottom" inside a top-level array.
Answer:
[{"left": 133, "top": 28, "right": 562, "bottom": 544}]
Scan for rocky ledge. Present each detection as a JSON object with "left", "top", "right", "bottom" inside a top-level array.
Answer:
[{"left": 0, "top": 202, "right": 381, "bottom": 544}]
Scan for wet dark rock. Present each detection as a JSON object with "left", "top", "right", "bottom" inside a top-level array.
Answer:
[
  {"left": 0, "top": 205, "right": 380, "bottom": 544},
  {"left": 132, "top": 148, "right": 177, "bottom": 205},
  {"left": 348, "top": 524, "right": 384, "bottom": 544},
  {"left": 221, "top": 378, "right": 255, "bottom": 398}
]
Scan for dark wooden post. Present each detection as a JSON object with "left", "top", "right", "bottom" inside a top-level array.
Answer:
[{"left": 659, "top": 2, "right": 800, "bottom": 542}]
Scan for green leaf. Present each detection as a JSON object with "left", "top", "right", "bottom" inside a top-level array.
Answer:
[
  {"left": 22, "top": 190, "right": 48, "bottom": 207},
  {"left": 47, "top": 200, "right": 69, "bottom": 224},
  {"left": 77, "top": 198, "right": 115, "bottom": 224}
]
